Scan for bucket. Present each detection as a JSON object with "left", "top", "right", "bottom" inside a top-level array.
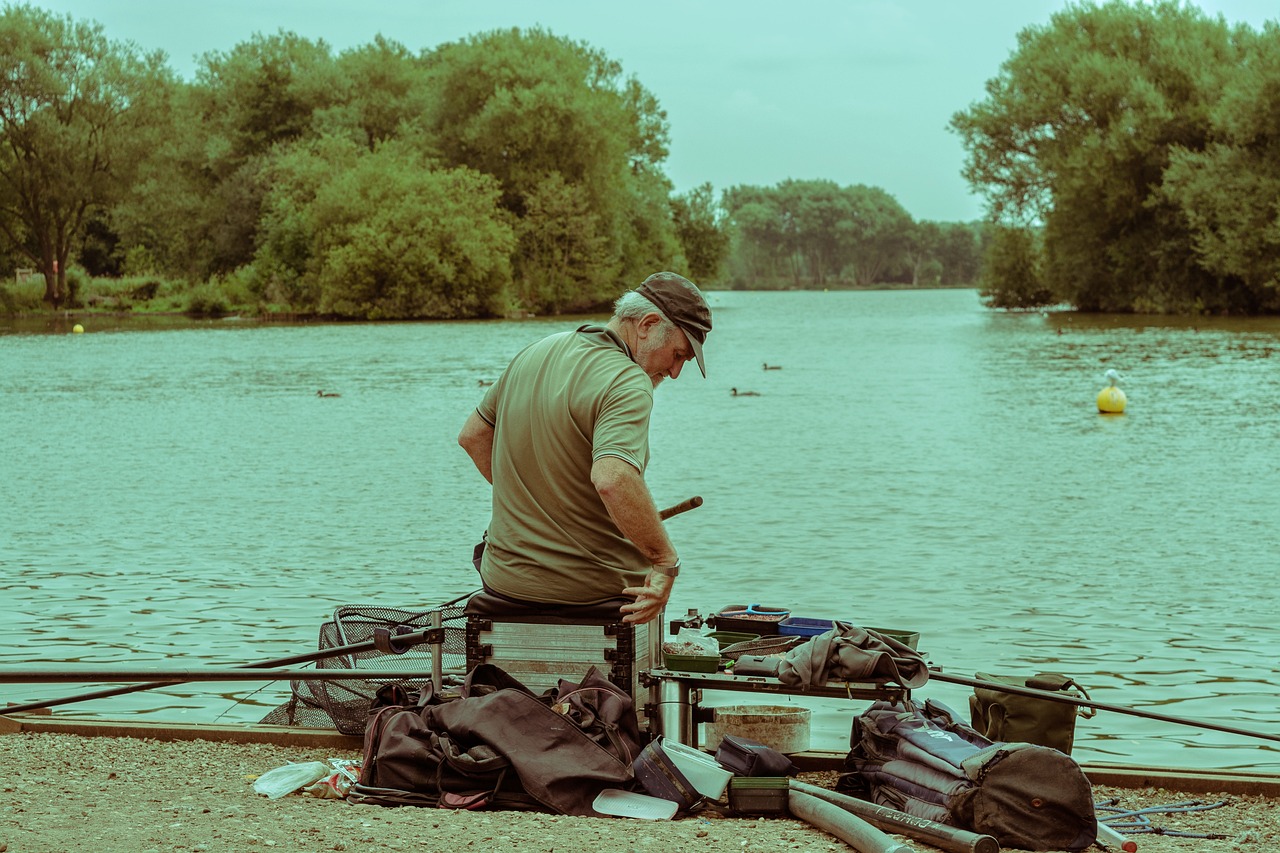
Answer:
[{"left": 703, "top": 704, "right": 811, "bottom": 754}]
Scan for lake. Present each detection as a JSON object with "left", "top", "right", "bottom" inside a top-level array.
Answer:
[{"left": 2, "top": 289, "right": 1277, "bottom": 771}]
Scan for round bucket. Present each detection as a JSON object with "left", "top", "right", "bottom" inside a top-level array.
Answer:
[{"left": 703, "top": 704, "right": 811, "bottom": 754}]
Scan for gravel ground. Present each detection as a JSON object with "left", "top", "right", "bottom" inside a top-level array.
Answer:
[{"left": 0, "top": 733, "right": 1276, "bottom": 853}]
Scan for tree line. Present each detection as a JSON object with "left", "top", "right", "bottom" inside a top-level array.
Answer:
[
  {"left": 16, "top": 3, "right": 1273, "bottom": 318},
  {"left": 0, "top": 4, "right": 979, "bottom": 319},
  {"left": 954, "top": 0, "right": 1280, "bottom": 314}
]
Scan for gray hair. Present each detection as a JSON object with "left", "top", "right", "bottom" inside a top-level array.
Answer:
[{"left": 614, "top": 290, "right": 677, "bottom": 337}]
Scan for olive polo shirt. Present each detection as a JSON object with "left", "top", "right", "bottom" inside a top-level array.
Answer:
[{"left": 475, "top": 325, "right": 654, "bottom": 604}]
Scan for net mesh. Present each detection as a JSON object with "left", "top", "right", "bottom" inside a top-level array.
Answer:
[{"left": 259, "top": 600, "right": 470, "bottom": 734}]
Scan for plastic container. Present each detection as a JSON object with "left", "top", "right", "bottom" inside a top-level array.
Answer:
[
  {"left": 777, "top": 617, "right": 835, "bottom": 637},
  {"left": 708, "top": 630, "right": 760, "bottom": 650},
  {"left": 714, "top": 604, "right": 790, "bottom": 636},
  {"left": 661, "top": 739, "right": 733, "bottom": 799},
  {"left": 865, "top": 626, "right": 921, "bottom": 650},
  {"left": 728, "top": 777, "right": 789, "bottom": 814},
  {"left": 632, "top": 737, "right": 731, "bottom": 807},
  {"left": 664, "top": 652, "right": 720, "bottom": 673},
  {"left": 776, "top": 618, "right": 921, "bottom": 649}
]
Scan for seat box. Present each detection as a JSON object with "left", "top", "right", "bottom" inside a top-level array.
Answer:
[{"left": 465, "top": 613, "right": 651, "bottom": 705}]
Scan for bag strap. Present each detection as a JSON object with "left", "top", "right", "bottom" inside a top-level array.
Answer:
[{"left": 1027, "top": 673, "right": 1096, "bottom": 719}]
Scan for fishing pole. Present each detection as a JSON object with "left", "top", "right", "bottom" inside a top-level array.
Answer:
[
  {"left": 4, "top": 497, "right": 704, "bottom": 716},
  {"left": 1, "top": 588, "right": 478, "bottom": 715},
  {"left": 929, "top": 670, "right": 1280, "bottom": 745}
]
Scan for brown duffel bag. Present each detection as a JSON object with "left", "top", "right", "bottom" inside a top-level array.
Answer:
[{"left": 352, "top": 663, "right": 642, "bottom": 815}]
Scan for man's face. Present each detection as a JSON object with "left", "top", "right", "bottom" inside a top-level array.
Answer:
[{"left": 635, "top": 321, "right": 694, "bottom": 388}]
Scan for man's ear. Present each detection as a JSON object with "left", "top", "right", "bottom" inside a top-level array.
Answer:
[{"left": 636, "top": 312, "right": 664, "bottom": 338}]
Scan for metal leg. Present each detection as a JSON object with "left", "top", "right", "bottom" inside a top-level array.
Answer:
[{"left": 653, "top": 676, "right": 696, "bottom": 745}]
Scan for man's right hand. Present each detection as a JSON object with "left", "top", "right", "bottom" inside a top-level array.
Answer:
[{"left": 620, "top": 570, "right": 675, "bottom": 625}]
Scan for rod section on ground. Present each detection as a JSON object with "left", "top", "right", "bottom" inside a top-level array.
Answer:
[
  {"left": 788, "top": 789, "right": 916, "bottom": 853},
  {"left": 790, "top": 780, "right": 998, "bottom": 853}
]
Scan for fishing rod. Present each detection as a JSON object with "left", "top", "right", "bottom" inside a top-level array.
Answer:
[
  {"left": 928, "top": 670, "right": 1280, "bottom": 746},
  {"left": 1, "top": 589, "right": 477, "bottom": 715},
  {"left": 4, "top": 496, "right": 705, "bottom": 716},
  {"left": 0, "top": 667, "right": 464, "bottom": 683}
]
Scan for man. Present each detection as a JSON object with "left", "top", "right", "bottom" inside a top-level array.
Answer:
[{"left": 458, "top": 272, "right": 712, "bottom": 625}]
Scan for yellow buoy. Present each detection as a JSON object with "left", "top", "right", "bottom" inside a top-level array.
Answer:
[
  {"left": 1097, "top": 369, "right": 1126, "bottom": 414},
  {"left": 72, "top": 323, "right": 84, "bottom": 334}
]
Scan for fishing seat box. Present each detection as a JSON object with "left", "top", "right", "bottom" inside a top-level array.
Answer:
[{"left": 464, "top": 592, "right": 651, "bottom": 719}]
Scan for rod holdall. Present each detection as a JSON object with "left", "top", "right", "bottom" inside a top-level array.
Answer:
[
  {"left": 838, "top": 698, "right": 1097, "bottom": 852},
  {"left": 969, "top": 671, "right": 1096, "bottom": 755}
]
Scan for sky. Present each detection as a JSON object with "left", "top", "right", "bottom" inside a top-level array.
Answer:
[{"left": 31, "top": 0, "right": 1280, "bottom": 223}]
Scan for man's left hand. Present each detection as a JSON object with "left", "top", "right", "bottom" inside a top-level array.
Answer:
[{"left": 621, "top": 571, "right": 675, "bottom": 625}]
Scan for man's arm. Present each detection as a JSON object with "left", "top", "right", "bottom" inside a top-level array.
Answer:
[
  {"left": 592, "top": 455, "right": 679, "bottom": 624},
  {"left": 458, "top": 410, "right": 495, "bottom": 484}
]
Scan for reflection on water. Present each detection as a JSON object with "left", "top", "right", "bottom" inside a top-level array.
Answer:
[{"left": 2, "top": 291, "right": 1278, "bottom": 770}]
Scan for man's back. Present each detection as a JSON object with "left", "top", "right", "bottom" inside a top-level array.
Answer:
[{"left": 477, "top": 326, "right": 654, "bottom": 604}]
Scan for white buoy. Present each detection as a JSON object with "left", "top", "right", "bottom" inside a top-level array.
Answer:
[{"left": 1097, "top": 369, "right": 1126, "bottom": 414}]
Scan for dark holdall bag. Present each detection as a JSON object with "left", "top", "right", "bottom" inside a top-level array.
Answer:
[
  {"left": 351, "top": 663, "right": 642, "bottom": 815},
  {"left": 837, "top": 699, "right": 1096, "bottom": 852},
  {"left": 969, "top": 671, "right": 1096, "bottom": 755},
  {"left": 714, "top": 734, "right": 798, "bottom": 777}
]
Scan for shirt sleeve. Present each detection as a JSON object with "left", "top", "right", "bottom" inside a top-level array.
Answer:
[{"left": 591, "top": 377, "right": 653, "bottom": 472}]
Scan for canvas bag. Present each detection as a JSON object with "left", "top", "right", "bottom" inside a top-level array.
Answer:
[
  {"left": 838, "top": 698, "right": 1097, "bottom": 852},
  {"left": 352, "top": 663, "right": 642, "bottom": 815},
  {"left": 969, "top": 671, "right": 1095, "bottom": 755}
]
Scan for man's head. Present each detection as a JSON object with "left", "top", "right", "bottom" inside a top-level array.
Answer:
[{"left": 615, "top": 272, "right": 712, "bottom": 384}]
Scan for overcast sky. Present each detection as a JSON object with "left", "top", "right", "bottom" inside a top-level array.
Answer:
[{"left": 33, "top": 1, "right": 1280, "bottom": 222}]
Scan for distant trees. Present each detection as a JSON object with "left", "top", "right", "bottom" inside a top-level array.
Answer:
[
  {"left": 719, "top": 179, "right": 982, "bottom": 289},
  {"left": 0, "top": 6, "right": 1017, "bottom": 318},
  {"left": 954, "top": 0, "right": 1280, "bottom": 314}
]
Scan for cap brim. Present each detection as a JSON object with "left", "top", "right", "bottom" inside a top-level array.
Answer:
[{"left": 685, "top": 329, "right": 706, "bottom": 378}]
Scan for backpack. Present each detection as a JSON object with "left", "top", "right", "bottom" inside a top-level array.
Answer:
[
  {"left": 837, "top": 699, "right": 1096, "bottom": 852},
  {"left": 969, "top": 671, "right": 1095, "bottom": 755},
  {"left": 351, "top": 663, "right": 642, "bottom": 815}
]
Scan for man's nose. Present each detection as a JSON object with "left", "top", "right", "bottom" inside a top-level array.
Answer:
[{"left": 669, "top": 358, "right": 684, "bottom": 380}]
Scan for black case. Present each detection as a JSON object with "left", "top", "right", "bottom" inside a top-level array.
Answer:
[{"left": 713, "top": 734, "right": 798, "bottom": 777}]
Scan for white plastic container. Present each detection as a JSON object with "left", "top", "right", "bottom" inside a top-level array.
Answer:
[{"left": 660, "top": 738, "right": 733, "bottom": 800}]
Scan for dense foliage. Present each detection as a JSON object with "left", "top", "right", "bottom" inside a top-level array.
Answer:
[
  {"left": 953, "top": 0, "right": 1280, "bottom": 314},
  {"left": 0, "top": 5, "right": 986, "bottom": 318},
  {"left": 29, "top": 3, "right": 1280, "bottom": 317}
]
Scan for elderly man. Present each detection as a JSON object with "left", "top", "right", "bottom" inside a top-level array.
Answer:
[{"left": 458, "top": 272, "right": 712, "bottom": 625}]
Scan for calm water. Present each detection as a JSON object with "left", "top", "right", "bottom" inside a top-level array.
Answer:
[{"left": 2, "top": 290, "right": 1278, "bottom": 771}]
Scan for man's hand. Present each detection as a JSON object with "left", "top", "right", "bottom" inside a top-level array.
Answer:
[{"left": 620, "top": 570, "right": 675, "bottom": 625}]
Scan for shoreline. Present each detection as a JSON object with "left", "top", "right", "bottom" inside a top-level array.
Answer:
[{"left": 1, "top": 728, "right": 1276, "bottom": 853}]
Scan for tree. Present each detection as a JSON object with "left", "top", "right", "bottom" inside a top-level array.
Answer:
[
  {"left": 253, "top": 137, "right": 515, "bottom": 317},
  {"left": 314, "top": 35, "right": 425, "bottom": 151},
  {"left": 670, "top": 183, "right": 729, "bottom": 283},
  {"left": 980, "top": 225, "right": 1052, "bottom": 309},
  {"left": 904, "top": 221, "right": 943, "bottom": 286},
  {"left": 1160, "top": 23, "right": 1280, "bottom": 312},
  {"left": 0, "top": 4, "right": 171, "bottom": 305},
  {"left": 951, "top": 0, "right": 1241, "bottom": 312},
  {"left": 184, "top": 32, "right": 340, "bottom": 276},
  {"left": 837, "top": 184, "right": 913, "bottom": 287},
  {"left": 418, "top": 28, "right": 678, "bottom": 309}
]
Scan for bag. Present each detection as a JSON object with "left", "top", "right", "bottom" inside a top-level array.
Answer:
[
  {"left": 969, "top": 671, "right": 1096, "bottom": 755},
  {"left": 837, "top": 699, "right": 1096, "bottom": 852},
  {"left": 714, "top": 734, "right": 798, "bottom": 777},
  {"left": 352, "top": 664, "right": 642, "bottom": 815}
]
